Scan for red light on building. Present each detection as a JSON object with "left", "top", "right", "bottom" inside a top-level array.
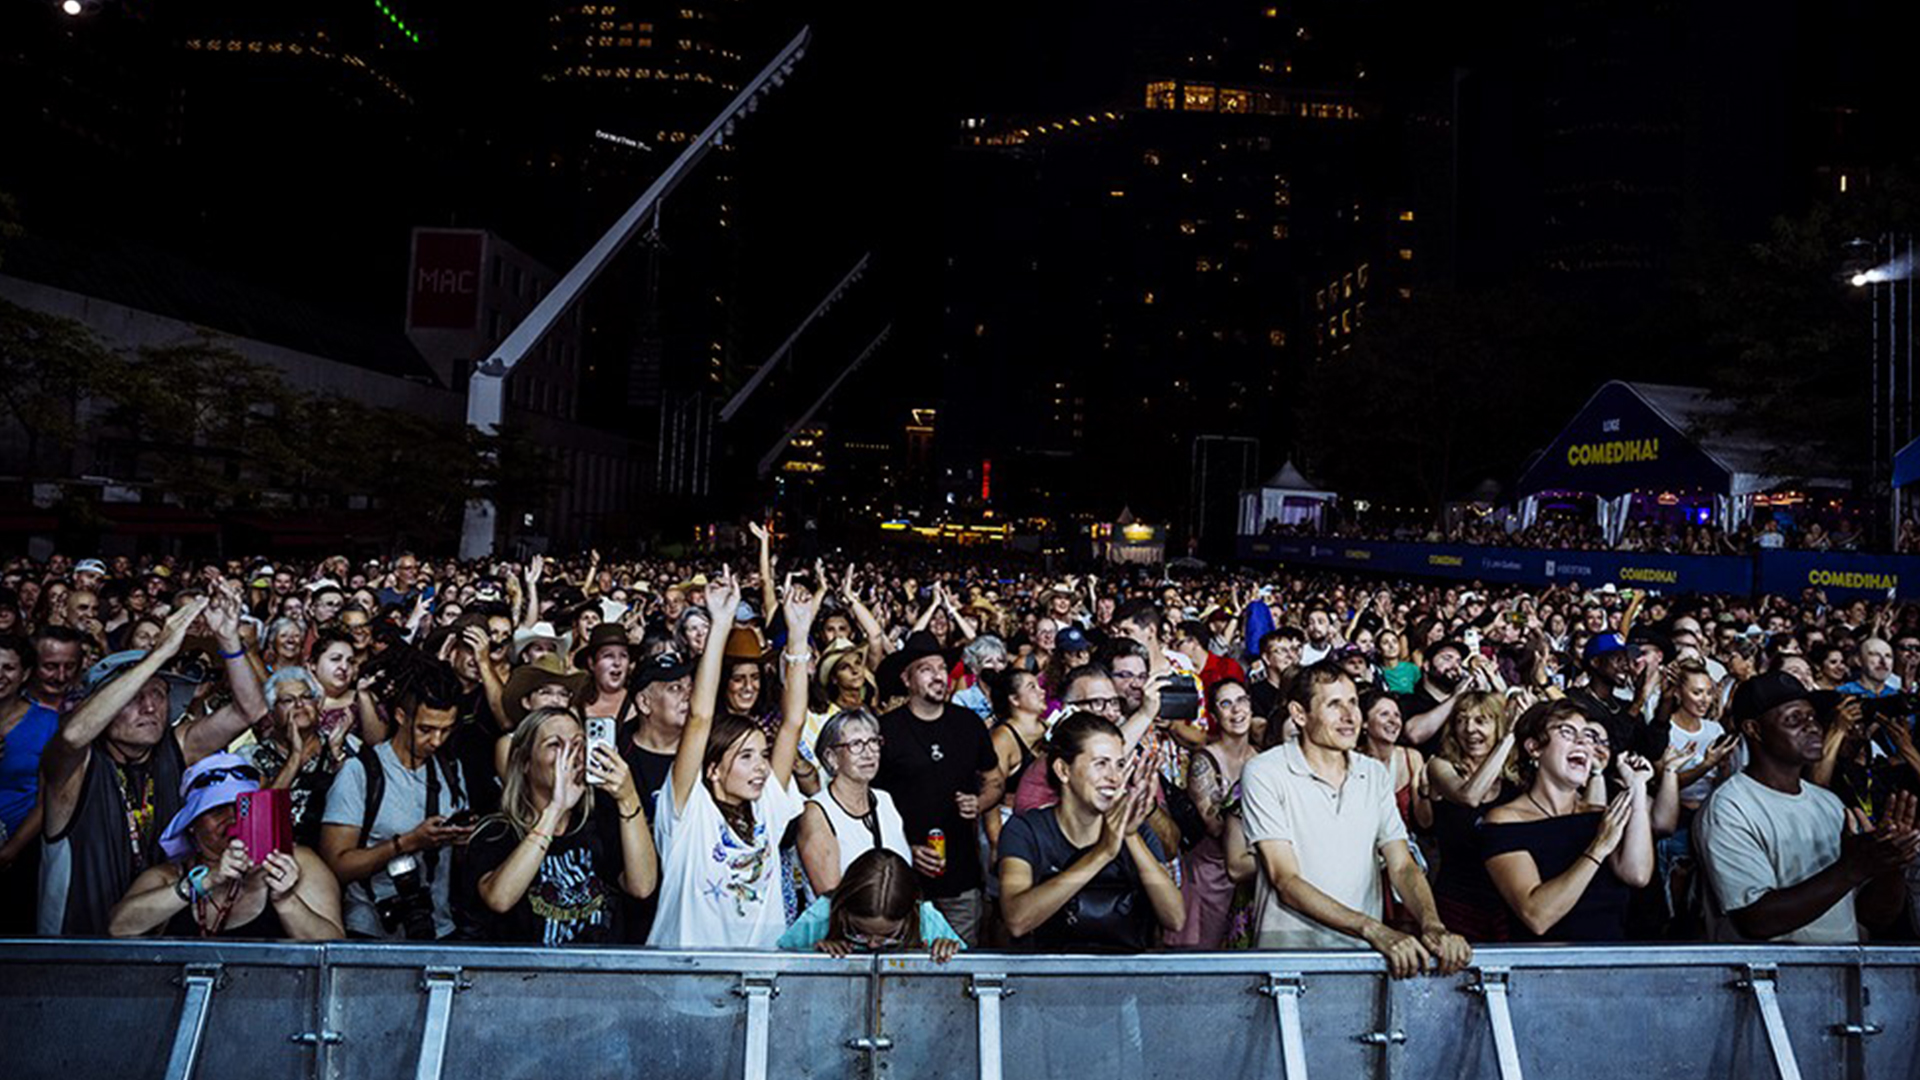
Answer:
[{"left": 981, "top": 459, "right": 992, "bottom": 502}]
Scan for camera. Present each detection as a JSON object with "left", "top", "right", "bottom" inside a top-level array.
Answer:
[
  {"left": 1157, "top": 679, "right": 1201, "bottom": 722},
  {"left": 1858, "top": 693, "right": 1917, "bottom": 722},
  {"left": 375, "top": 852, "right": 440, "bottom": 940}
]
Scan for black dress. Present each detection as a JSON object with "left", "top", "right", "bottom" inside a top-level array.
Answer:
[{"left": 1478, "top": 811, "right": 1629, "bottom": 942}]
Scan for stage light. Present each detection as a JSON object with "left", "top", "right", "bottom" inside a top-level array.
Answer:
[
  {"left": 61, "top": 0, "right": 83, "bottom": 14},
  {"left": 1850, "top": 255, "right": 1913, "bottom": 287}
]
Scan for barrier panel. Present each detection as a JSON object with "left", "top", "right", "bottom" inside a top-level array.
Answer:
[
  {"left": 1237, "top": 537, "right": 1756, "bottom": 595},
  {"left": 3, "top": 941, "right": 1917, "bottom": 1080}
]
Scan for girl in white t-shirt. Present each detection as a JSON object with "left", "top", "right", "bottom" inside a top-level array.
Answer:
[
  {"left": 649, "top": 566, "right": 821, "bottom": 948},
  {"left": 1656, "top": 658, "right": 1737, "bottom": 928}
]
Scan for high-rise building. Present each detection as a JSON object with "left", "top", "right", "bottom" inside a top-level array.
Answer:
[{"left": 942, "top": 1, "right": 1424, "bottom": 542}]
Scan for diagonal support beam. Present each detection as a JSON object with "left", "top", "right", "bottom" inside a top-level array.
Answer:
[
  {"left": 719, "top": 252, "right": 870, "bottom": 423},
  {"left": 757, "top": 324, "right": 891, "bottom": 478}
]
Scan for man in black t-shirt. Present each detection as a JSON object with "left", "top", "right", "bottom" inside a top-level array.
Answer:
[
  {"left": 1399, "top": 639, "right": 1470, "bottom": 752},
  {"left": 1567, "top": 632, "right": 1670, "bottom": 764},
  {"left": 873, "top": 631, "right": 1005, "bottom": 946}
]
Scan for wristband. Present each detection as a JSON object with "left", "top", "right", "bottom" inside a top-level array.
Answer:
[
  {"left": 1580, "top": 852, "right": 1604, "bottom": 869},
  {"left": 618, "top": 803, "right": 644, "bottom": 821},
  {"left": 782, "top": 648, "right": 812, "bottom": 665},
  {"left": 175, "top": 874, "right": 195, "bottom": 903},
  {"left": 218, "top": 646, "right": 246, "bottom": 660}
]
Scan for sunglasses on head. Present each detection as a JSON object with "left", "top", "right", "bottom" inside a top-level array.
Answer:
[{"left": 186, "top": 764, "right": 262, "bottom": 792}]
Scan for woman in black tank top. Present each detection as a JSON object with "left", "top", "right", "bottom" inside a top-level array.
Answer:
[{"left": 985, "top": 671, "right": 1049, "bottom": 856}]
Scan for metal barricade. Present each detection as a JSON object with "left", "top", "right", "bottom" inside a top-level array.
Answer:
[{"left": 1, "top": 941, "right": 1914, "bottom": 1080}]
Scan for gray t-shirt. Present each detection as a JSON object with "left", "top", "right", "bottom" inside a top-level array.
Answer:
[
  {"left": 1694, "top": 771, "right": 1857, "bottom": 944},
  {"left": 321, "top": 741, "right": 466, "bottom": 939}
]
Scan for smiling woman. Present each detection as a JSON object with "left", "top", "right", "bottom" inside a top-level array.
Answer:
[{"left": 1479, "top": 700, "right": 1655, "bottom": 941}]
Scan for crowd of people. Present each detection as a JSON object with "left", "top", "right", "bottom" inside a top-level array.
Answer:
[
  {"left": 1, "top": 540, "right": 1917, "bottom": 971},
  {"left": 1263, "top": 512, "right": 1918, "bottom": 555}
]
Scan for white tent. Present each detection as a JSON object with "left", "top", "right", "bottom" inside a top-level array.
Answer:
[{"left": 1238, "top": 460, "right": 1338, "bottom": 535}]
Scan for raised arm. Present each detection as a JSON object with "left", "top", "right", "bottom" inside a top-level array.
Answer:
[
  {"left": 179, "top": 577, "right": 269, "bottom": 763},
  {"left": 1402, "top": 685, "right": 1462, "bottom": 747},
  {"left": 841, "top": 565, "right": 890, "bottom": 665},
  {"left": 671, "top": 567, "right": 740, "bottom": 814},
  {"left": 772, "top": 572, "right": 823, "bottom": 788},
  {"left": 1427, "top": 733, "right": 1516, "bottom": 806},
  {"left": 42, "top": 598, "right": 207, "bottom": 833},
  {"left": 939, "top": 583, "right": 978, "bottom": 642},
  {"left": 749, "top": 522, "right": 778, "bottom": 626}
]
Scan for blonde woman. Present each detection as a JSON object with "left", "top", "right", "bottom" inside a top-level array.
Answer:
[
  {"left": 464, "top": 706, "right": 657, "bottom": 945},
  {"left": 1424, "top": 691, "right": 1518, "bottom": 941}
]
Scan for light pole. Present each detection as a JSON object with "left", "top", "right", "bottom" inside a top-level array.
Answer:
[{"left": 1849, "top": 232, "right": 1916, "bottom": 542}]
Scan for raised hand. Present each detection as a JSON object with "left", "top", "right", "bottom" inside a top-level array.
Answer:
[
  {"left": 552, "top": 740, "right": 586, "bottom": 815},
  {"left": 783, "top": 572, "right": 824, "bottom": 638},
  {"left": 704, "top": 566, "right": 741, "bottom": 622},
  {"left": 156, "top": 596, "right": 212, "bottom": 661},
  {"left": 527, "top": 554, "right": 545, "bottom": 585},
  {"left": 203, "top": 578, "right": 244, "bottom": 647},
  {"left": 1589, "top": 792, "right": 1633, "bottom": 859},
  {"left": 207, "top": 838, "right": 253, "bottom": 888},
  {"left": 748, "top": 521, "right": 771, "bottom": 545}
]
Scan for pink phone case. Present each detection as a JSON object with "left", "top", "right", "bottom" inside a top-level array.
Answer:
[{"left": 232, "top": 788, "right": 293, "bottom": 862}]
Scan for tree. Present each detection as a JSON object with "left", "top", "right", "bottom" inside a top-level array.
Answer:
[
  {"left": 0, "top": 296, "right": 129, "bottom": 486},
  {"left": 1693, "top": 167, "right": 1920, "bottom": 483},
  {"left": 1294, "top": 284, "right": 1602, "bottom": 516}
]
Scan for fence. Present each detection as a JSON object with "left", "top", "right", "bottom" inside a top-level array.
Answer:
[
  {"left": 1237, "top": 536, "right": 1920, "bottom": 601},
  {"left": 2, "top": 940, "right": 1916, "bottom": 1080}
]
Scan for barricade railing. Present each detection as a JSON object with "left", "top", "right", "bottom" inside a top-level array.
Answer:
[{"left": 3, "top": 941, "right": 1916, "bottom": 1079}]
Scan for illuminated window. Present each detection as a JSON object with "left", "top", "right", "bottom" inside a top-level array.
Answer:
[
  {"left": 1839, "top": 174, "right": 1850, "bottom": 194},
  {"left": 1143, "top": 149, "right": 1162, "bottom": 166},
  {"left": 1398, "top": 210, "right": 1416, "bottom": 222},
  {"left": 1143, "top": 291, "right": 1156, "bottom": 305},
  {"left": 1179, "top": 221, "right": 1197, "bottom": 235},
  {"left": 1398, "top": 248, "right": 1414, "bottom": 261},
  {"left": 1145, "top": 81, "right": 1176, "bottom": 110},
  {"left": 1342, "top": 273, "right": 1354, "bottom": 298},
  {"left": 1357, "top": 263, "right": 1370, "bottom": 288},
  {"left": 1184, "top": 84, "right": 1216, "bottom": 111},
  {"left": 1109, "top": 189, "right": 1127, "bottom": 198},
  {"left": 1314, "top": 289, "right": 1326, "bottom": 311},
  {"left": 1219, "top": 88, "right": 1250, "bottom": 113},
  {"left": 1272, "top": 223, "right": 1289, "bottom": 240},
  {"left": 1195, "top": 257, "right": 1214, "bottom": 272},
  {"left": 1269, "top": 329, "right": 1287, "bottom": 348},
  {"left": 1397, "top": 287, "right": 1413, "bottom": 299},
  {"left": 1273, "top": 176, "right": 1291, "bottom": 207}
]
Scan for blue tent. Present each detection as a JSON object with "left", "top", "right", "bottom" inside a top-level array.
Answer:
[{"left": 1896, "top": 436, "right": 1920, "bottom": 489}]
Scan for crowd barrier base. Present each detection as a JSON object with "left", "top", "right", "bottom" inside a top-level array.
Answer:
[{"left": 3, "top": 941, "right": 1918, "bottom": 1079}]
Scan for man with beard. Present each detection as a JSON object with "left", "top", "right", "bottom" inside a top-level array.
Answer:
[
  {"left": 1248, "top": 627, "right": 1304, "bottom": 731},
  {"left": 38, "top": 586, "right": 265, "bottom": 935},
  {"left": 873, "top": 630, "right": 1005, "bottom": 945},
  {"left": 1568, "top": 633, "right": 1670, "bottom": 764},
  {"left": 1298, "top": 607, "right": 1341, "bottom": 667},
  {"left": 1400, "top": 639, "right": 1473, "bottom": 750},
  {"left": 1695, "top": 672, "right": 1920, "bottom": 942}
]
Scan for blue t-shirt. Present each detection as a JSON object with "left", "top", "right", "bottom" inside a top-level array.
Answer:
[
  {"left": 0, "top": 703, "right": 60, "bottom": 832},
  {"left": 777, "top": 895, "right": 963, "bottom": 952}
]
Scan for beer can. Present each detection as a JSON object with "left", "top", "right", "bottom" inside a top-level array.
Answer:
[{"left": 927, "top": 829, "right": 946, "bottom": 875}]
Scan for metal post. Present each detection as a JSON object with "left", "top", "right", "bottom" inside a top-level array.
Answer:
[
  {"left": 968, "top": 974, "right": 1009, "bottom": 1080},
  {"left": 414, "top": 966, "right": 470, "bottom": 1080},
  {"left": 720, "top": 253, "right": 871, "bottom": 422},
  {"left": 757, "top": 324, "right": 892, "bottom": 477},
  {"left": 1465, "top": 968, "right": 1523, "bottom": 1080},
  {"left": 1735, "top": 965, "right": 1803, "bottom": 1080},
  {"left": 459, "top": 26, "right": 812, "bottom": 558},
  {"left": 161, "top": 963, "right": 224, "bottom": 1080},
  {"left": 1260, "top": 973, "right": 1311, "bottom": 1080},
  {"left": 735, "top": 973, "right": 778, "bottom": 1080}
]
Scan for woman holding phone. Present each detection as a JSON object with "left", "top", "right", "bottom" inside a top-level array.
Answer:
[
  {"left": 465, "top": 706, "right": 658, "bottom": 945},
  {"left": 108, "top": 752, "right": 342, "bottom": 940}
]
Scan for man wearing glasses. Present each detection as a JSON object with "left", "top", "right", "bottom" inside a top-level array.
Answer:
[{"left": 39, "top": 585, "right": 266, "bottom": 935}]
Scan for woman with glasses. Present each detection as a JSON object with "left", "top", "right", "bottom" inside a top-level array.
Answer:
[
  {"left": 795, "top": 708, "right": 910, "bottom": 894},
  {"left": 1478, "top": 700, "right": 1655, "bottom": 941},
  {"left": 242, "top": 667, "right": 351, "bottom": 846},
  {"left": 108, "top": 752, "right": 342, "bottom": 940},
  {"left": 779, "top": 848, "right": 961, "bottom": 961}
]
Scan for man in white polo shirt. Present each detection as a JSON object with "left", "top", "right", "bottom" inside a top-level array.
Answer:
[{"left": 1241, "top": 662, "right": 1471, "bottom": 977}]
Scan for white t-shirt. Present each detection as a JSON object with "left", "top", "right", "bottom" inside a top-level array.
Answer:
[
  {"left": 1694, "top": 771, "right": 1858, "bottom": 944},
  {"left": 647, "top": 766, "right": 803, "bottom": 948},
  {"left": 1666, "top": 716, "right": 1727, "bottom": 805}
]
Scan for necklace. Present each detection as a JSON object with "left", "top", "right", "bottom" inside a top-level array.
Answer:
[{"left": 1525, "top": 792, "right": 1562, "bottom": 819}]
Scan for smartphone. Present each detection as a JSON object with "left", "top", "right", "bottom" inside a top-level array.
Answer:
[
  {"left": 444, "top": 809, "right": 479, "bottom": 829},
  {"left": 1157, "top": 680, "right": 1201, "bottom": 722},
  {"left": 231, "top": 788, "right": 292, "bottom": 863},
  {"left": 586, "top": 717, "right": 617, "bottom": 767}
]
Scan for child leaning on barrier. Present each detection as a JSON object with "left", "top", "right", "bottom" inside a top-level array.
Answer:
[{"left": 778, "top": 848, "right": 963, "bottom": 962}]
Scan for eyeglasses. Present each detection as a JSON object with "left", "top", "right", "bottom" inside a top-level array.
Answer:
[
  {"left": 1899, "top": 644, "right": 1920, "bottom": 653},
  {"left": 1546, "top": 723, "right": 1610, "bottom": 750},
  {"left": 274, "top": 693, "right": 316, "bottom": 707},
  {"left": 835, "top": 736, "right": 885, "bottom": 755},
  {"left": 186, "top": 764, "right": 262, "bottom": 792},
  {"left": 1068, "top": 696, "right": 1125, "bottom": 715}
]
